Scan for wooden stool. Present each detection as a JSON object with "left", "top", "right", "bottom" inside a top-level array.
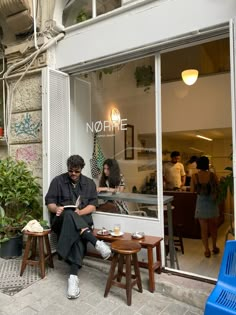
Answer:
[
  {"left": 104, "top": 240, "right": 142, "bottom": 306},
  {"left": 20, "top": 230, "right": 54, "bottom": 279}
]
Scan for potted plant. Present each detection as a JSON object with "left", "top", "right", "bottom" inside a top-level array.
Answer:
[
  {"left": 0, "top": 157, "right": 42, "bottom": 257},
  {"left": 134, "top": 65, "right": 154, "bottom": 92},
  {"left": 218, "top": 151, "right": 233, "bottom": 203},
  {"left": 76, "top": 9, "right": 91, "bottom": 23}
]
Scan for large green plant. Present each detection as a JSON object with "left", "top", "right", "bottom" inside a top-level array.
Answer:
[
  {"left": 218, "top": 152, "right": 233, "bottom": 203},
  {"left": 134, "top": 65, "right": 154, "bottom": 91},
  {"left": 0, "top": 157, "right": 42, "bottom": 242}
]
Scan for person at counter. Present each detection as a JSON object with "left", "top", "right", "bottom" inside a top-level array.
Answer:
[
  {"left": 185, "top": 155, "right": 198, "bottom": 186},
  {"left": 163, "top": 151, "right": 186, "bottom": 190},
  {"left": 97, "top": 158, "right": 129, "bottom": 214},
  {"left": 190, "top": 156, "right": 220, "bottom": 258}
]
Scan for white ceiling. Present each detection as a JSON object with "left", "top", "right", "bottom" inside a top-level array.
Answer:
[{"left": 162, "top": 127, "right": 232, "bottom": 141}]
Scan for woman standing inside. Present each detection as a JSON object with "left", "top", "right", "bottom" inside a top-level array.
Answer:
[
  {"left": 97, "top": 159, "right": 128, "bottom": 214},
  {"left": 190, "top": 156, "right": 220, "bottom": 258}
]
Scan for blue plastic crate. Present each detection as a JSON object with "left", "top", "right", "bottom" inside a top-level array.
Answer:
[{"left": 204, "top": 240, "right": 236, "bottom": 315}]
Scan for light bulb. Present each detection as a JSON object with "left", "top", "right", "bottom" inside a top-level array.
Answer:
[{"left": 181, "top": 69, "right": 199, "bottom": 86}]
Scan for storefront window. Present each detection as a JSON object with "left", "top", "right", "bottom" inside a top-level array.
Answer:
[
  {"left": 161, "top": 37, "right": 232, "bottom": 278},
  {"left": 78, "top": 56, "right": 157, "bottom": 217},
  {"left": 63, "top": 0, "right": 121, "bottom": 27},
  {"left": 97, "top": 0, "right": 121, "bottom": 16}
]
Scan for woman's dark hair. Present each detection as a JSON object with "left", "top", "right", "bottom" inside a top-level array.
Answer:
[
  {"left": 99, "top": 159, "right": 121, "bottom": 188},
  {"left": 197, "top": 156, "right": 209, "bottom": 171},
  {"left": 188, "top": 155, "right": 198, "bottom": 164},
  {"left": 67, "top": 155, "right": 85, "bottom": 170}
]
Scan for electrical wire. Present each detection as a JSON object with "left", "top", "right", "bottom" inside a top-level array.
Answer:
[{"left": 3, "top": 32, "right": 65, "bottom": 149}]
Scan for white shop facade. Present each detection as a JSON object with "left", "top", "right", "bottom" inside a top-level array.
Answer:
[{"left": 42, "top": 0, "right": 236, "bottom": 280}]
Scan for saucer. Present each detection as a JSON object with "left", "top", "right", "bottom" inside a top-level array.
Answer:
[
  {"left": 97, "top": 230, "right": 110, "bottom": 236},
  {"left": 132, "top": 232, "right": 145, "bottom": 239},
  {"left": 110, "top": 231, "right": 124, "bottom": 237}
]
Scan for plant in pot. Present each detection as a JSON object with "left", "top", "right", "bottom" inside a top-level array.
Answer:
[
  {"left": 217, "top": 151, "right": 234, "bottom": 238},
  {"left": 218, "top": 151, "right": 233, "bottom": 203},
  {"left": 0, "top": 157, "right": 42, "bottom": 258},
  {"left": 134, "top": 65, "right": 154, "bottom": 92}
]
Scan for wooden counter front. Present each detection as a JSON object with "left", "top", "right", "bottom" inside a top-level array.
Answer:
[{"left": 163, "top": 191, "right": 224, "bottom": 239}]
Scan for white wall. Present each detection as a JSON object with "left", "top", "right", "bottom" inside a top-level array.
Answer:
[
  {"left": 55, "top": 0, "right": 236, "bottom": 70},
  {"left": 162, "top": 73, "right": 231, "bottom": 132}
]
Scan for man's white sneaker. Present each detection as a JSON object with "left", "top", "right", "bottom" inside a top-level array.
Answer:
[
  {"left": 95, "top": 240, "right": 111, "bottom": 260},
  {"left": 67, "top": 275, "right": 80, "bottom": 299}
]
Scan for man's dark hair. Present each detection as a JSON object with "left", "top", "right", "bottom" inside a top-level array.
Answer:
[
  {"left": 171, "top": 151, "right": 180, "bottom": 158},
  {"left": 67, "top": 155, "right": 85, "bottom": 170},
  {"left": 197, "top": 156, "right": 209, "bottom": 171}
]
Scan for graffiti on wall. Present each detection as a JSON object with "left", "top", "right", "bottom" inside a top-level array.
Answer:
[
  {"left": 14, "top": 113, "right": 41, "bottom": 137},
  {"left": 15, "top": 145, "right": 38, "bottom": 163}
]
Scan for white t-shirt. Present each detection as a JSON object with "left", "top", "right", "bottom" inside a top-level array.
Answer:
[{"left": 163, "top": 162, "right": 186, "bottom": 189}]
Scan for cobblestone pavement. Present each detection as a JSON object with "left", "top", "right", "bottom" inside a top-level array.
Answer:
[{"left": 0, "top": 258, "right": 203, "bottom": 315}]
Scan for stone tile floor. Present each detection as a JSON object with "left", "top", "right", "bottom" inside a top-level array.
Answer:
[{"left": 0, "top": 257, "right": 204, "bottom": 315}]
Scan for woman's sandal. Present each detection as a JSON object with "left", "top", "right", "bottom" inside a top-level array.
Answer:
[
  {"left": 204, "top": 250, "right": 211, "bottom": 258},
  {"left": 212, "top": 247, "right": 220, "bottom": 254}
]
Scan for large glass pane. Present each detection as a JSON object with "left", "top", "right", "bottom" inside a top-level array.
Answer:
[
  {"left": 63, "top": 0, "right": 92, "bottom": 27},
  {"left": 63, "top": 0, "right": 121, "bottom": 27},
  {"left": 97, "top": 0, "right": 121, "bottom": 16},
  {"left": 79, "top": 56, "right": 157, "bottom": 218},
  {"left": 161, "top": 38, "right": 232, "bottom": 277}
]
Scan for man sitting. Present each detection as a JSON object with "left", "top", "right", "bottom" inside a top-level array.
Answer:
[{"left": 45, "top": 155, "right": 111, "bottom": 299}]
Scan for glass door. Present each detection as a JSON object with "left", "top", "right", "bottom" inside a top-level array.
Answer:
[{"left": 161, "top": 37, "right": 232, "bottom": 279}]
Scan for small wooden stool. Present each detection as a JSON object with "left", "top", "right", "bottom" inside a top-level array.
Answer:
[
  {"left": 104, "top": 240, "right": 142, "bottom": 306},
  {"left": 20, "top": 230, "right": 54, "bottom": 278}
]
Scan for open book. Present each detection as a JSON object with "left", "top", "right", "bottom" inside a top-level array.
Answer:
[
  {"left": 64, "top": 196, "right": 81, "bottom": 210},
  {"left": 63, "top": 205, "right": 77, "bottom": 210}
]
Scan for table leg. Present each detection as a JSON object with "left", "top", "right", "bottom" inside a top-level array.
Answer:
[
  {"left": 167, "top": 202, "right": 175, "bottom": 269},
  {"left": 156, "top": 244, "right": 162, "bottom": 274},
  {"left": 147, "top": 247, "right": 155, "bottom": 292}
]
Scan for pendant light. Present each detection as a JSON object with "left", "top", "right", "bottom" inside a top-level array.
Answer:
[{"left": 181, "top": 69, "right": 199, "bottom": 86}]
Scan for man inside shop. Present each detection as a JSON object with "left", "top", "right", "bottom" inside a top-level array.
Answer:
[{"left": 163, "top": 151, "right": 186, "bottom": 190}]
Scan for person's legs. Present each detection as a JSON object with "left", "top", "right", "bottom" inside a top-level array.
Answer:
[
  {"left": 56, "top": 211, "right": 88, "bottom": 262},
  {"left": 80, "top": 228, "right": 111, "bottom": 260},
  {"left": 55, "top": 211, "right": 112, "bottom": 299},
  {"left": 208, "top": 217, "right": 219, "bottom": 254},
  {"left": 66, "top": 261, "right": 81, "bottom": 299},
  {"left": 199, "top": 219, "right": 211, "bottom": 257}
]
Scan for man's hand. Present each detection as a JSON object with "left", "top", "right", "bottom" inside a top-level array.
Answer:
[
  {"left": 74, "top": 208, "right": 80, "bottom": 216},
  {"left": 56, "top": 206, "right": 64, "bottom": 216}
]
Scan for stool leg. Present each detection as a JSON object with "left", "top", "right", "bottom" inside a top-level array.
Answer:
[
  {"left": 179, "top": 235, "right": 184, "bottom": 254},
  {"left": 31, "top": 237, "right": 37, "bottom": 259},
  {"left": 44, "top": 235, "right": 54, "bottom": 268},
  {"left": 38, "top": 236, "right": 46, "bottom": 278},
  {"left": 132, "top": 253, "right": 142, "bottom": 293},
  {"left": 173, "top": 245, "right": 180, "bottom": 270},
  {"left": 104, "top": 253, "right": 119, "bottom": 298},
  {"left": 117, "top": 254, "right": 124, "bottom": 282},
  {"left": 125, "top": 254, "right": 132, "bottom": 306},
  {"left": 20, "top": 236, "right": 32, "bottom": 276}
]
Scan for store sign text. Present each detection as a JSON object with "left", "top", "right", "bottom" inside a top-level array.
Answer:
[{"left": 86, "top": 119, "right": 128, "bottom": 133}]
